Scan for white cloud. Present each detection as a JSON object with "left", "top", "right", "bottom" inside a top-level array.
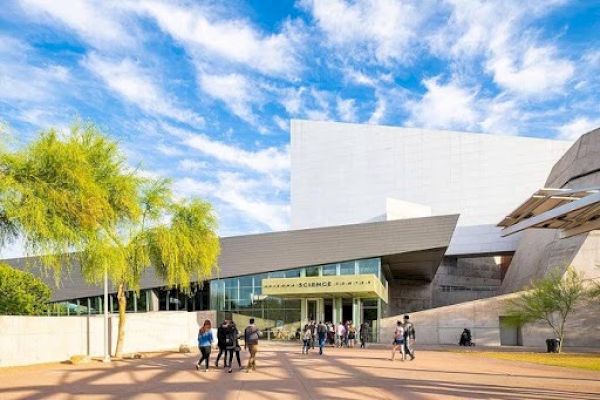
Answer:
[
  {"left": 368, "top": 97, "right": 386, "bottom": 125},
  {"left": 487, "top": 45, "right": 574, "bottom": 95},
  {"left": 557, "top": 117, "right": 600, "bottom": 140},
  {"left": 199, "top": 73, "right": 257, "bottom": 124},
  {"left": 178, "top": 159, "right": 208, "bottom": 172},
  {"left": 303, "top": 0, "right": 424, "bottom": 64},
  {"left": 432, "top": 0, "right": 574, "bottom": 96},
  {"left": 134, "top": 0, "right": 303, "bottom": 77},
  {"left": 172, "top": 176, "right": 215, "bottom": 199},
  {"left": 83, "top": 54, "right": 204, "bottom": 126},
  {"left": 173, "top": 173, "right": 289, "bottom": 232},
  {"left": 19, "top": 0, "right": 133, "bottom": 48},
  {"left": 215, "top": 172, "right": 289, "bottom": 231},
  {"left": 273, "top": 115, "right": 289, "bottom": 131},
  {"left": 336, "top": 97, "right": 357, "bottom": 122},
  {"left": 163, "top": 124, "right": 289, "bottom": 174},
  {"left": 156, "top": 144, "right": 184, "bottom": 157},
  {"left": 406, "top": 77, "right": 479, "bottom": 130}
]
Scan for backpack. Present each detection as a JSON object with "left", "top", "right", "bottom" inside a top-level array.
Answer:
[{"left": 225, "top": 327, "right": 235, "bottom": 347}]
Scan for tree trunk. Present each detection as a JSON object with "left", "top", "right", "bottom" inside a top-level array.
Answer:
[{"left": 115, "top": 283, "right": 127, "bottom": 358}]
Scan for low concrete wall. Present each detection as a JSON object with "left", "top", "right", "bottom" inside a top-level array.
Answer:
[
  {"left": 0, "top": 311, "right": 215, "bottom": 367},
  {"left": 380, "top": 294, "right": 600, "bottom": 348}
]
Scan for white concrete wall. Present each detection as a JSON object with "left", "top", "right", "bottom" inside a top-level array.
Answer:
[
  {"left": 291, "top": 120, "right": 572, "bottom": 254},
  {"left": 0, "top": 311, "right": 215, "bottom": 367},
  {"left": 380, "top": 293, "right": 600, "bottom": 348}
]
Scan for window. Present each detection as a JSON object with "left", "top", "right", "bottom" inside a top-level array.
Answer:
[
  {"left": 285, "top": 269, "right": 301, "bottom": 278},
  {"left": 339, "top": 261, "right": 355, "bottom": 275},
  {"left": 358, "top": 258, "right": 379, "bottom": 276},
  {"left": 321, "top": 264, "right": 337, "bottom": 276},
  {"left": 305, "top": 266, "right": 319, "bottom": 277}
]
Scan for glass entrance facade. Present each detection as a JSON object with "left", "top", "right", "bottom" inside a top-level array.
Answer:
[{"left": 210, "top": 257, "right": 387, "bottom": 341}]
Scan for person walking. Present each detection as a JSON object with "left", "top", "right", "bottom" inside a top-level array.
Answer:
[
  {"left": 359, "top": 322, "right": 369, "bottom": 348},
  {"left": 215, "top": 320, "right": 228, "bottom": 368},
  {"left": 309, "top": 320, "right": 316, "bottom": 350},
  {"left": 196, "top": 319, "right": 214, "bottom": 371},
  {"left": 327, "top": 322, "right": 335, "bottom": 345},
  {"left": 343, "top": 321, "right": 350, "bottom": 347},
  {"left": 301, "top": 324, "right": 311, "bottom": 354},
  {"left": 244, "top": 318, "right": 261, "bottom": 372},
  {"left": 403, "top": 315, "right": 416, "bottom": 361},
  {"left": 348, "top": 322, "right": 356, "bottom": 348},
  {"left": 389, "top": 320, "right": 405, "bottom": 361},
  {"left": 226, "top": 321, "right": 243, "bottom": 373},
  {"left": 336, "top": 322, "right": 346, "bottom": 348},
  {"left": 317, "top": 321, "right": 327, "bottom": 355}
]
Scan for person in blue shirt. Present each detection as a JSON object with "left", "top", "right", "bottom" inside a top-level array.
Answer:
[{"left": 196, "top": 320, "right": 214, "bottom": 371}]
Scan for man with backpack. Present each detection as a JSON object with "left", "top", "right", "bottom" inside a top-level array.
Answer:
[
  {"left": 244, "top": 318, "right": 261, "bottom": 372},
  {"left": 403, "top": 315, "right": 416, "bottom": 361},
  {"left": 316, "top": 321, "right": 327, "bottom": 355}
]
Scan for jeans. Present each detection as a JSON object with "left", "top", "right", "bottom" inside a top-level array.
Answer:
[
  {"left": 198, "top": 346, "right": 211, "bottom": 368},
  {"left": 228, "top": 349, "right": 241, "bottom": 368},
  {"left": 246, "top": 344, "right": 258, "bottom": 370},
  {"left": 215, "top": 346, "right": 227, "bottom": 367},
  {"left": 318, "top": 335, "right": 326, "bottom": 354},
  {"left": 302, "top": 339, "right": 310, "bottom": 354}
]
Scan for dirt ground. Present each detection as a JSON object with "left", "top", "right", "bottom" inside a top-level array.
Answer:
[{"left": 1, "top": 344, "right": 599, "bottom": 399}]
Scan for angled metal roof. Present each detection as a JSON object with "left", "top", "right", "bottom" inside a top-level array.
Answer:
[
  {"left": 498, "top": 187, "right": 600, "bottom": 238},
  {"left": 5, "top": 215, "right": 459, "bottom": 301},
  {"left": 218, "top": 214, "right": 459, "bottom": 279}
]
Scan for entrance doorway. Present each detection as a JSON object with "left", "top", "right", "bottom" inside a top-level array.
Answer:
[
  {"left": 342, "top": 299, "right": 353, "bottom": 323},
  {"left": 307, "top": 300, "right": 318, "bottom": 321},
  {"left": 324, "top": 299, "right": 333, "bottom": 323}
]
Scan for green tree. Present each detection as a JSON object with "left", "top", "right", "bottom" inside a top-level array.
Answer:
[
  {"left": 1, "top": 123, "right": 220, "bottom": 359},
  {"left": 80, "top": 180, "right": 220, "bottom": 357},
  {"left": 0, "top": 123, "right": 140, "bottom": 276},
  {"left": 505, "top": 266, "right": 587, "bottom": 353},
  {"left": 0, "top": 262, "right": 51, "bottom": 315}
]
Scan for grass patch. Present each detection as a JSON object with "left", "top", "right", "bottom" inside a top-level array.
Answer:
[{"left": 468, "top": 352, "right": 600, "bottom": 371}]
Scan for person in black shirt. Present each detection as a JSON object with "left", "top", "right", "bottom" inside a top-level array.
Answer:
[
  {"left": 403, "top": 315, "right": 416, "bottom": 361},
  {"left": 226, "top": 322, "right": 243, "bottom": 373},
  {"left": 215, "top": 320, "right": 228, "bottom": 368}
]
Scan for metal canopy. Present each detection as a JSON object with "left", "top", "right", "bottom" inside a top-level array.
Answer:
[{"left": 498, "top": 187, "right": 600, "bottom": 238}]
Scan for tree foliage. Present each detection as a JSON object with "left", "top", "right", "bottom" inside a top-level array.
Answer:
[
  {"left": 504, "top": 266, "right": 588, "bottom": 353},
  {"left": 0, "top": 262, "right": 51, "bottom": 315},
  {"left": 0, "top": 122, "right": 220, "bottom": 358},
  {"left": 0, "top": 123, "right": 140, "bottom": 276}
]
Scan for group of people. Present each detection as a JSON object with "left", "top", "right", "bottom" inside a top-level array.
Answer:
[
  {"left": 196, "top": 314, "right": 417, "bottom": 372},
  {"left": 300, "top": 320, "right": 371, "bottom": 355},
  {"left": 390, "top": 315, "right": 416, "bottom": 361},
  {"left": 196, "top": 318, "right": 261, "bottom": 373}
]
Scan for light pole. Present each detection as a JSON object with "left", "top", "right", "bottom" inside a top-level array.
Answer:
[{"left": 103, "top": 267, "right": 111, "bottom": 363}]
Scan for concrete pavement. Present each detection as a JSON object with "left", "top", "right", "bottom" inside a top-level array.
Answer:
[{"left": 0, "top": 344, "right": 599, "bottom": 399}]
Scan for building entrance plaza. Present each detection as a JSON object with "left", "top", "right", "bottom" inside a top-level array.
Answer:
[{"left": 1, "top": 344, "right": 599, "bottom": 400}]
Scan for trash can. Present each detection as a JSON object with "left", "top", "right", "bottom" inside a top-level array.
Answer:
[{"left": 546, "top": 338, "right": 560, "bottom": 353}]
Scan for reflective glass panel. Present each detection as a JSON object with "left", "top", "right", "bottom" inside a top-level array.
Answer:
[
  {"left": 339, "top": 261, "right": 355, "bottom": 275},
  {"left": 321, "top": 264, "right": 337, "bottom": 276}
]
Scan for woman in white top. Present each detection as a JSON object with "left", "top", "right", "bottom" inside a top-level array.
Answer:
[
  {"left": 390, "top": 320, "right": 406, "bottom": 361},
  {"left": 336, "top": 323, "right": 346, "bottom": 348},
  {"left": 302, "top": 324, "right": 312, "bottom": 354}
]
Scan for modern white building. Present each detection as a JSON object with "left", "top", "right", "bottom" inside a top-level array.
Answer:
[{"left": 290, "top": 120, "right": 572, "bottom": 255}]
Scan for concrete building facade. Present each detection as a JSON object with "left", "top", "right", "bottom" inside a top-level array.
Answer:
[{"left": 6, "top": 121, "right": 600, "bottom": 350}]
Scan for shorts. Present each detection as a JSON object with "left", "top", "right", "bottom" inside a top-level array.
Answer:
[{"left": 393, "top": 338, "right": 405, "bottom": 345}]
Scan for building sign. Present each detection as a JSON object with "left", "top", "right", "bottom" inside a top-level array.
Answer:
[{"left": 262, "top": 273, "right": 388, "bottom": 302}]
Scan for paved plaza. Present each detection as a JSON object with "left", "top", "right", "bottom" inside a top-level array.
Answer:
[{"left": 1, "top": 344, "right": 599, "bottom": 400}]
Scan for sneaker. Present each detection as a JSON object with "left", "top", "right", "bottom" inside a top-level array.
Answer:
[
  {"left": 228, "top": 368, "right": 232, "bottom": 373},
  {"left": 195, "top": 364, "right": 199, "bottom": 371}
]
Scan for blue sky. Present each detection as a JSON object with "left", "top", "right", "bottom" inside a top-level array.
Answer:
[{"left": 0, "top": 0, "right": 599, "bottom": 248}]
